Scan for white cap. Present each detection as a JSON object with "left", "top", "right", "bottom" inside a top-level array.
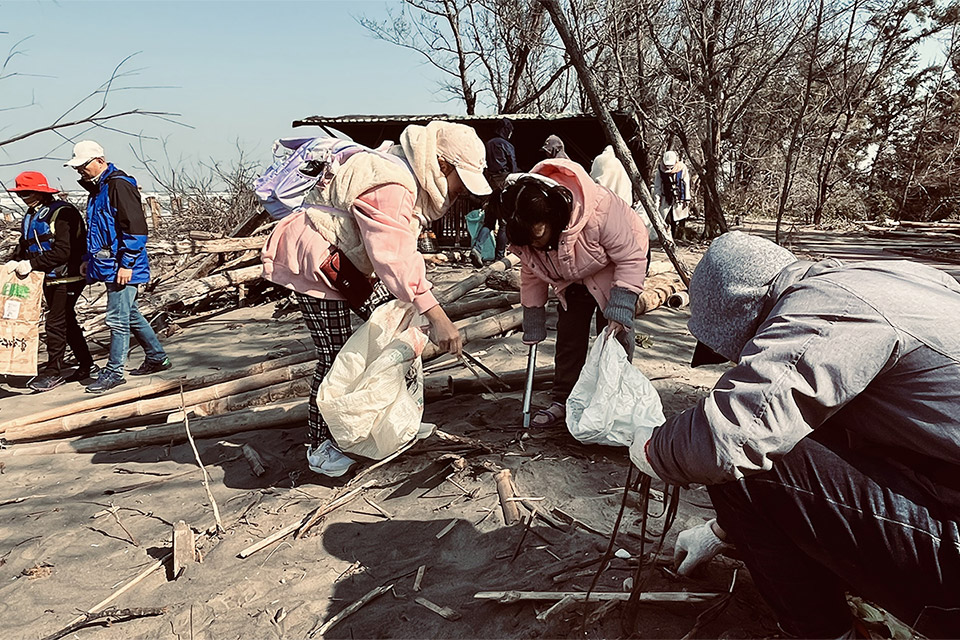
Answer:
[
  {"left": 436, "top": 123, "right": 492, "bottom": 197},
  {"left": 65, "top": 140, "right": 105, "bottom": 167},
  {"left": 662, "top": 151, "right": 678, "bottom": 168}
]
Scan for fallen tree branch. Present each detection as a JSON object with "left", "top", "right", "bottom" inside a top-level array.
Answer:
[{"left": 41, "top": 607, "right": 168, "bottom": 640}]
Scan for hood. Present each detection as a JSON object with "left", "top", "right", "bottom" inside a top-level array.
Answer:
[
  {"left": 542, "top": 135, "right": 569, "bottom": 159},
  {"left": 494, "top": 118, "right": 513, "bottom": 139},
  {"left": 687, "top": 232, "right": 798, "bottom": 362},
  {"left": 529, "top": 158, "right": 601, "bottom": 239}
]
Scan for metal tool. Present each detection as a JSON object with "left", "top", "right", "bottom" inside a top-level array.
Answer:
[
  {"left": 521, "top": 343, "right": 538, "bottom": 428},
  {"left": 457, "top": 355, "right": 501, "bottom": 399},
  {"left": 461, "top": 350, "right": 509, "bottom": 389}
]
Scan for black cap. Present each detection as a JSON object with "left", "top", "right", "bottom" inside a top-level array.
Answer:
[{"left": 691, "top": 341, "right": 729, "bottom": 367}]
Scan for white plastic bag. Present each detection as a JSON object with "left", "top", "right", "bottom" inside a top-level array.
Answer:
[
  {"left": 317, "top": 300, "right": 428, "bottom": 460},
  {"left": 565, "top": 328, "right": 665, "bottom": 447}
]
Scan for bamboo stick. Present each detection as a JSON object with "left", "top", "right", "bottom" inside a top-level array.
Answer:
[
  {"left": 435, "top": 254, "right": 521, "bottom": 305},
  {"left": 474, "top": 590, "right": 719, "bottom": 603},
  {"left": 422, "top": 307, "right": 523, "bottom": 361},
  {"left": 423, "top": 367, "right": 554, "bottom": 401},
  {"left": 0, "top": 348, "right": 313, "bottom": 435},
  {"left": 5, "top": 361, "right": 315, "bottom": 442},
  {"left": 2, "top": 401, "right": 308, "bottom": 455},
  {"left": 157, "top": 264, "right": 263, "bottom": 307}
]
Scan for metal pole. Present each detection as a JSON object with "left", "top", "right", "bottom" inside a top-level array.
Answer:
[{"left": 522, "top": 343, "right": 538, "bottom": 428}]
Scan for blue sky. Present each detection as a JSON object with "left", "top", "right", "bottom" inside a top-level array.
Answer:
[{"left": 1, "top": 1, "right": 452, "bottom": 191}]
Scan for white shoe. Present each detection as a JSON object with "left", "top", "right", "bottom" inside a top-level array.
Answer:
[{"left": 306, "top": 440, "right": 356, "bottom": 477}]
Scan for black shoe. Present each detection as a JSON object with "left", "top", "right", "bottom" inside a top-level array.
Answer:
[
  {"left": 66, "top": 363, "right": 100, "bottom": 382},
  {"left": 28, "top": 375, "right": 66, "bottom": 392},
  {"left": 129, "top": 357, "right": 173, "bottom": 376},
  {"left": 85, "top": 371, "right": 127, "bottom": 394}
]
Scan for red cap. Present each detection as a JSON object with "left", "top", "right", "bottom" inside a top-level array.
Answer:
[{"left": 10, "top": 171, "right": 59, "bottom": 194}]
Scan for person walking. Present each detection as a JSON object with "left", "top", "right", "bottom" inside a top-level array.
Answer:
[
  {"left": 6, "top": 171, "right": 96, "bottom": 391},
  {"left": 66, "top": 141, "right": 171, "bottom": 394},
  {"left": 472, "top": 118, "right": 518, "bottom": 266},
  {"left": 262, "top": 121, "right": 491, "bottom": 477},
  {"left": 652, "top": 150, "right": 691, "bottom": 240}
]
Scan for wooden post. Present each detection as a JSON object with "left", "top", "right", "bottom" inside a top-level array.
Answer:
[
  {"left": 172, "top": 521, "right": 195, "bottom": 579},
  {"left": 495, "top": 469, "right": 521, "bottom": 525},
  {"left": 539, "top": 0, "right": 691, "bottom": 286}
]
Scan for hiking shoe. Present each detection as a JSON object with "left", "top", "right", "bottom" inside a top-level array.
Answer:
[
  {"left": 470, "top": 247, "right": 483, "bottom": 268},
  {"left": 306, "top": 439, "right": 356, "bottom": 477},
  {"left": 129, "top": 357, "right": 173, "bottom": 376},
  {"left": 85, "top": 371, "right": 127, "bottom": 394},
  {"left": 66, "top": 363, "right": 100, "bottom": 382},
  {"left": 28, "top": 375, "right": 65, "bottom": 393}
]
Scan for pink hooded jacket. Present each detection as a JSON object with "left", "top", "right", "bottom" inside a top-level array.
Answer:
[
  {"left": 511, "top": 159, "right": 649, "bottom": 311},
  {"left": 261, "top": 183, "right": 440, "bottom": 314}
]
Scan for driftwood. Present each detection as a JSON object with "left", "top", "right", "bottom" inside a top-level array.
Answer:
[
  {"left": 238, "top": 479, "right": 375, "bottom": 558},
  {"left": 435, "top": 254, "right": 521, "bottom": 305},
  {"left": 172, "top": 521, "right": 195, "bottom": 579},
  {"left": 474, "top": 590, "right": 719, "bottom": 603},
  {"left": 422, "top": 307, "right": 523, "bottom": 361},
  {"left": 0, "top": 348, "right": 313, "bottom": 435},
  {"left": 495, "top": 469, "right": 521, "bottom": 525},
  {"left": 61, "top": 553, "right": 172, "bottom": 629},
  {"left": 42, "top": 607, "right": 168, "bottom": 640},
  {"left": 484, "top": 268, "right": 522, "bottom": 292},
  {"left": 415, "top": 597, "right": 461, "bottom": 621},
  {"left": 182, "top": 209, "right": 269, "bottom": 282},
  {"left": 3, "top": 401, "right": 308, "bottom": 455},
  {"left": 157, "top": 264, "right": 263, "bottom": 308},
  {"left": 307, "top": 583, "right": 393, "bottom": 638},
  {"left": 444, "top": 292, "right": 520, "bottom": 319},
  {"left": 6, "top": 361, "right": 315, "bottom": 442},
  {"left": 147, "top": 236, "right": 266, "bottom": 255},
  {"left": 424, "top": 366, "right": 554, "bottom": 401}
]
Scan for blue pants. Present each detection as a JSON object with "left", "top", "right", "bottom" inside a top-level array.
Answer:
[
  {"left": 104, "top": 283, "right": 167, "bottom": 376},
  {"left": 708, "top": 433, "right": 960, "bottom": 638}
]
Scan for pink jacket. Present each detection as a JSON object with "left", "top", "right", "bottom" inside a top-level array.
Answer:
[
  {"left": 261, "top": 183, "right": 440, "bottom": 314},
  {"left": 511, "top": 159, "right": 649, "bottom": 310}
]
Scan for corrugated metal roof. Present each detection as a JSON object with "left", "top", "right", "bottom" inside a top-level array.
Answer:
[{"left": 293, "top": 113, "right": 598, "bottom": 127}]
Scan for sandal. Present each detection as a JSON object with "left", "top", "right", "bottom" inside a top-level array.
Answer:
[{"left": 531, "top": 401, "right": 566, "bottom": 428}]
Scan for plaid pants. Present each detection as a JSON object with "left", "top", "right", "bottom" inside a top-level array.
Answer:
[{"left": 296, "top": 282, "right": 393, "bottom": 448}]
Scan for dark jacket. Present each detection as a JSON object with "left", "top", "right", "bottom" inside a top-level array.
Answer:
[
  {"left": 17, "top": 200, "right": 86, "bottom": 281},
  {"left": 79, "top": 164, "right": 150, "bottom": 284},
  {"left": 648, "top": 259, "right": 960, "bottom": 506},
  {"left": 485, "top": 137, "right": 518, "bottom": 180}
]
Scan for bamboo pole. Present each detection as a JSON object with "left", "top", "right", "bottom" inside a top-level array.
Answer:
[
  {"left": 4, "top": 361, "right": 315, "bottom": 442},
  {"left": 539, "top": 0, "right": 691, "bottom": 286},
  {"left": 435, "top": 254, "right": 521, "bottom": 305},
  {"left": 474, "top": 590, "right": 719, "bottom": 603},
  {"left": 0, "top": 348, "right": 314, "bottom": 435},
  {"left": 2, "top": 401, "right": 308, "bottom": 455},
  {"left": 146, "top": 236, "right": 267, "bottom": 255},
  {"left": 423, "top": 367, "right": 554, "bottom": 401},
  {"left": 422, "top": 307, "right": 523, "bottom": 361}
]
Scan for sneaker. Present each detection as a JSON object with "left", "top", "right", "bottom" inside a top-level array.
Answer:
[
  {"left": 470, "top": 247, "right": 483, "bottom": 268},
  {"left": 28, "top": 375, "right": 65, "bottom": 392},
  {"left": 129, "top": 357, "right": 173, "bottom": 376},
  {"left": 85, "top": 371, "right": 128, "bottom": 394},
  {"left": 306, "top": 439, "right": 356, "bottom": 477},
  {"left": 66, "top": 363, "right": 100, "bottom": 382}
]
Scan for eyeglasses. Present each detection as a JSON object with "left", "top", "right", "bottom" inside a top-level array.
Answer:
[{"left": 75, "top": 158, "right": 95, "bottom": 173}]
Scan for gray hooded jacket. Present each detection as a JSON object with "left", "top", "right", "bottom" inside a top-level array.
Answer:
[{"left": 648, "top": 235, "right": 960, "bottom": 495}]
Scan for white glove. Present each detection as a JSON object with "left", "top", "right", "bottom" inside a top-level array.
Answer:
[
  {"left": 674, "top": 518, "right": 733, "bottom": 576},
  {"left": 3, "top": 260, "right": 18, "bottom": 273},
  {"left": 14, "top": 259, "right": 33, "bottom": 276},
  {"left": 628, "top": 434, "right": 661, "bottom": 481}
]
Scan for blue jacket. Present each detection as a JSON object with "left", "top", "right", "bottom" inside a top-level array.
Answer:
[
  {"left": 19, "top": 200, "right": 86, "bottom": 280},
  {"left": 80, "top": 164, "right": 150, "bottom": 284}
]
